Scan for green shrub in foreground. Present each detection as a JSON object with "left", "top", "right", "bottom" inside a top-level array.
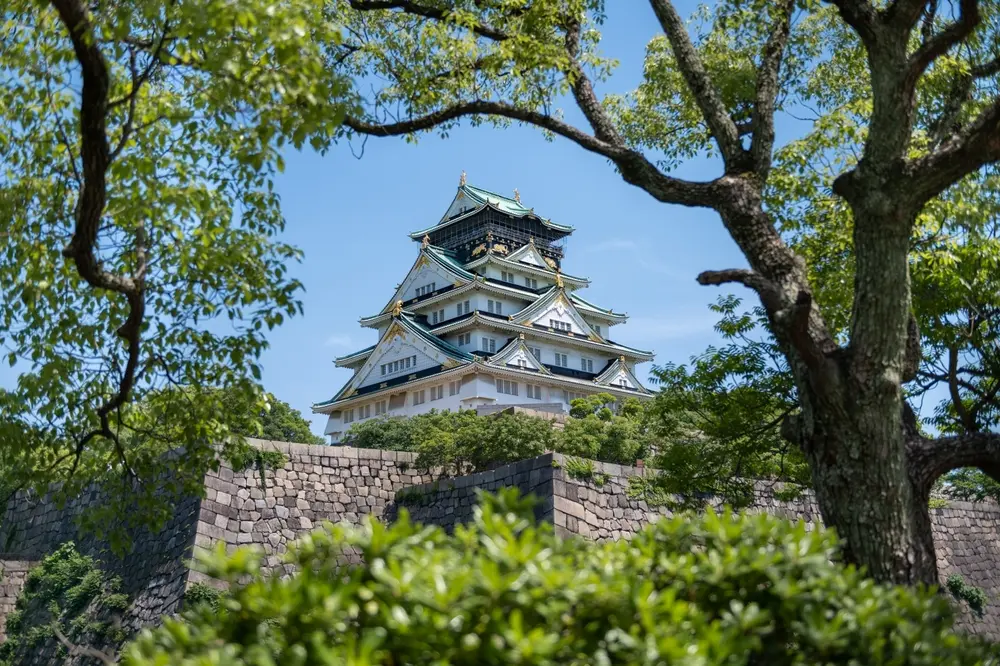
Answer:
[{"left": 125, "top": 490, "right": 997, "bottom": 665}]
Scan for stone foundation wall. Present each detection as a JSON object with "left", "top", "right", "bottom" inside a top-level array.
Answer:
[
  {"left": 0, "top": 560, "right": 35, "bottom": 643},
  {"left": 4, "top": 441, "right": 1000, "bottom": 649}
]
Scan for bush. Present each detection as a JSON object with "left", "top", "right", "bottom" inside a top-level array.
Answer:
[
  {"left": 0, "top": 543, "right": 130, "bottom": 665},
  {"left": 124, "top": 490, "right": 996, "bottom": 665}
]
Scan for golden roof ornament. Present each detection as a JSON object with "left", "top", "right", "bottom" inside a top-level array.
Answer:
[
  {"left": 459, "top": 170, "right": 467, "bottom": 186},
  {"left": 528, "top": 236, "right": 535, "bottom": 246},
  {"left": 421, "top": 234, "right": 430, "bottom": 249},
  {"left": 519, "top": 333, "right": 525, "bottom": 340},
  {"left": 486, "top": 230, "right": 494, "bottom": 243},
  {"left": 619, "top": 355, "right": 626, "bottom": 363},
  {"left": 391, "top": 300, "right": 403, "bottom": 317},
  {"left": 555, "top": 270, "right": 564, "bottom": 289},
  {"left": 513, "top": 188, "right": 521, "bottom": 203}
]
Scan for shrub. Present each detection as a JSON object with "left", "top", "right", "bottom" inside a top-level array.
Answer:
[
  {"left": 124, "top": 490, "right": 996, "bottom": 665},
  {"left": 0, "top": 543, "right": 130, "bottom": 665}
]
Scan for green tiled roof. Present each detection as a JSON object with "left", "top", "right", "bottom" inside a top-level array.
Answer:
[
  {"left": 570, "top": 293, "right": 626, "bottom": 319},
  {"left": 334, "top": 343, "right": 376, "bottom": 363},
  {"left": 409, "top": 183, "right": 575, "bottom": 238}
]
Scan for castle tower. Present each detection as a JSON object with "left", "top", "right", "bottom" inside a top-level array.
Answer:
[{"left": 313, "top": 177, "right": 654, "bottom": 443}]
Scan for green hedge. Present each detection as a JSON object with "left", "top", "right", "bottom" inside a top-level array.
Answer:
[{"left": 124, "top": 490, "right": 996, "bottom": 665}]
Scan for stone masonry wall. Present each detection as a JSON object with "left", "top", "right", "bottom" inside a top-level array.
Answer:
[
  {"left": 398, "top": 452, "right": 1000, "bottom": 640},
  {"left": 0, "top": 560, "right": 35, "bottom": 643},
  {"left": 5, "top": 440, "right": 1000, "bottom": 652}
]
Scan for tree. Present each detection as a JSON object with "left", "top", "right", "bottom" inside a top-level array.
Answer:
[
  {"left": 646, "top": 296, "right": 810, "bottom": 509},
  {"left": 220, "top": 389, "right": 324, "bottom": 445},
  {"left": 559, "top": 393, "right": 650, "bottom": 464},
  {"left": 123, "top": 490, "right": 997, "bottom": 664},
  {"left": 0, "top": 0, "right": 347, "bottom": 532},
  {"left": 329, "top": 0, "right": 1000, "bottom": 584}
]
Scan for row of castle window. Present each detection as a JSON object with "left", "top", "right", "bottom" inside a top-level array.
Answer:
[
  {"left": 500, "top": 270, "right": 539, "bottom": 290},
  {"left": 487, "top": 300, "right": 503, "bottom": 315},
  {"left": 415, "top": 282, "right": 437, "bottom": 297},
  {"left": 381, "top": 355, "right": 418, "bottom": 376},
  {"left": 550, "top": 319, "right": 572, "bottom": 332},
  {"left": 430, "top": 308, "right": 446, "bottom": 325}
]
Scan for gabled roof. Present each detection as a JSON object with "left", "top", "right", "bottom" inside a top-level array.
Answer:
[
  {"left": 569, "top": 293, "right": 628, "bottom": 323},
  {"left": 487, "top": 335, "right": 551, "bottom": 374},
  {"left": 511, "top": 287, "right": 606, "bottom": 341},
  {"left": 378, "top": 245, "right": 475, "bottom": 315},
  {"left": 594, "top": 357, "right": 650, "bottom": 394},
  {"left": 361, "top": 276, "right": 539, "bottom": 328},
  {"left": 314, "top": 314, "right": 474, "bottom": 408},
  {"left": 334, "top": 344, "right": 377, "bottom": 368},
  {"left": 506, "top": 240, "right": 552, "bottom": 267},
  {"left": 463, "top": 252, "right": 590, "bottom": 288},
  {"left": 409, "top": 183, "right": 574, "bottom": 239},
  {"left": 429, "top": 311, "right": 655, "bottom": 361}
]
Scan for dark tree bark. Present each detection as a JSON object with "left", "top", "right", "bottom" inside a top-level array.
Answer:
[{"left": 338, "top": 0, "right": 1000, "bottom": 585}]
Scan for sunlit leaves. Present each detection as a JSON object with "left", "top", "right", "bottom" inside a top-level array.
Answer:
[
  {"left": 123, "top": 490, "right": 995, "bottom": 664},
  {"left": 0, "top": 0, "right": 348, "bottom": 540}
]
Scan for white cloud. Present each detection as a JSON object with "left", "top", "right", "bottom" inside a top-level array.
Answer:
[{"left": 324, "top": 334, "right": 354, "bottom": 348}]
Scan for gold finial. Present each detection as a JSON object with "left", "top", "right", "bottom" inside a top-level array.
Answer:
[
  {"left": 459, "top": 170, "right": 467, "bottom": 186},
  {"left": 391, "top": 300, "right": 403, "bottom": 317},
  {"left": 555, "top": 270, "right": 564, "bottom": 289},
  {"left": 486, "top": 230, "right": 494, "bottom": 243},
  {"left": 528, "top": 236, "right": 535, "bottom": 246},
  {"left": 421, "top": 234, "right": 430, "bottom": 249},
  {"left": 513, "top": 188, "right": 521, "bottom": 203},
  {"left": 619, "top": 355, "right": 625, "bottom": 363},
  {"left": 519, "top": 333, "right": 525, "bottom": 340}
]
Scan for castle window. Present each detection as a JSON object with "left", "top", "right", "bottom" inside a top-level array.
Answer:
[
  {"left": 458, "top": 300, "right": 471, "bottom": 316},
  {"left": 481, "top": 337, "right": 496, "bottom": 353},
  {"left": 529, "top": 347, "right": 542, "bottom": 361},
  {"left": 412, "top": 390, "right": 426, "bottom": 406},
  {"left": 343, "top": 408, "right": 355, "bottom": 424},
  {"left": 554, "top": 352, "right": 568, "bottom": 367},
  {"left": 594, "top": 325, "right": 601, "bottom": 336},
  {"left": 488, "top": 299, "right": 503, "bottom": 315},
  {"left": 501, "top": 271, "right": 514, "bottom": 283},
  {"left": 497, "top": 379, "right": 518, "bottom": 396},
  {"left": 581, "top": 358, "right": 594, "bottom": 373},
  {"left": 526, "top": 385, "right": 542, "bottom": 400},
  {"left": 375, "top": 400, "right": 387, "bottom": 416},
  {"left": 549, "top": 319, "right": 571, "bottom": 332},
  {"left": 359, "top": 404, "right": 371, "bottom": 420},
  {"left": 449, "top": 380, "right": 461, "bottom": 396},
  {"left": 524, "top": 277, "right": 538, "bottom": 289},
  {"left": 415, "top": 282, "right": 437, "bottom": 297},
  {"left": 431, "top": 309, "right": 445, "bottom": 324}
]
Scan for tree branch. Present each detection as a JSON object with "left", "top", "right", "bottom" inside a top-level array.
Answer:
[
  {"left": 826, "top": 0, "right": 879, "bottom": 47},
  {"left": 750, "top": 0, "right": 795, "bottom": 176},
  {"left": 907, "top": 0, "right": 980, "bottom": 81},
  {"left": 902, "top": 93, "right": 1000, "bottom": 205},
  {"left": 646, "top": 0, "right": 747, "bottom": 169},
  {"left": 947, "top": 345, "right": 977, "bottom": 431},
  {"left": 907, "top": 430, "right": 1000, "bottom": 492},
  {"left": 348, "top": 0, "right": 509, "bottom": 41},
  {"left": 49, "top": 0, "right": 146, "bottom": 475},
  {"left": 563, "top": 18, "right": 623, "bottom": 146},
  {"left": 343, "top": 101, "right": 718, "bottom": 207},
  {"left": 696, "top": 269, "right": 829, "bottom": 372}
]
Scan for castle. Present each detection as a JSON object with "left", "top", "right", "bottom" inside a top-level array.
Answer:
[{"left": 313, "top": 176, "right": 654, "bottom": 442}]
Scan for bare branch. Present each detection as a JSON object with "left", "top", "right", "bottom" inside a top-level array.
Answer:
[
  {"left": 696, "top": 268, "right": 784, "bottom": 312},
  {"left": 343, "top": 101, "right": 719, "bottom": 208},
  {"left": 646, "top": 0, "right": 747, "bottom": 168},
  {"left": 907, "top": 430, "right": 1000, "bottom": 491},
  {"left": 750, "top": 0, "right": 795, "bottom": 176},
  {"left": 51, "top": 624, "right": 116, "bottom": 665},
  {"left": 348, "top": 0, "right": 509, "bottom": 41},
  {"left": 826, "top": 0, "right": 879, "bottom": 46},
  {"left": 563, "top": 19, "right": 623, "bottom": 146},
  {"left": 907, "top": 0, "right": 980, "bottom": 81}
]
